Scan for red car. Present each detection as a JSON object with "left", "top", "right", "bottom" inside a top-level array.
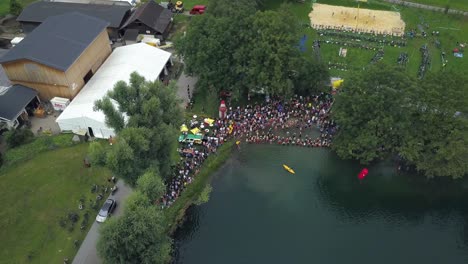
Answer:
[{"left": 190, "top": 5, "right": 206, "bottom": 15}]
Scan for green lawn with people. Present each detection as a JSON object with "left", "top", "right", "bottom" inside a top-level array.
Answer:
[
  {"left": 410, "top": 0, "right": 468, "bottom": 11},
  {"left": 0, "top": 143, "right": 110, "bottom": 264},
  {"left": 264, "top": 0, "right": 468, "bottom": 79}
]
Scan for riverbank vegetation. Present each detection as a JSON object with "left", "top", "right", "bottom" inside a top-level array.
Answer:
[
  {"left": 176, "top": 0, "right": 329, "bottom": 99},
  {"left": 332, "top": 63, "right": 468, "bottom": 178},
  {"left": 0, "top": 143, "right": 110, "bottom": 263}
]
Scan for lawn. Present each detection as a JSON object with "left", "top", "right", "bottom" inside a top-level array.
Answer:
[
  {"left": 409, "top": 0, "right": 468, "bottom": 11},
  {"left": 0, "top": 0, "right": 36, "bottom": 17},
  {"left": 0, "top": 143, "right": 111, "bottom": 264},
  {"left": 265, "top": 0, "right": 468, "bottom": 79}
]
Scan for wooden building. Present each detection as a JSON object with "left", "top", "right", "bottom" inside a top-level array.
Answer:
[
  {"left": 120, "top": 0, "right": 173, "bottom": 40},
  {"left": 0, "top": 12, "right": 112, "bottom": 100},
  {"left": 16, "top": 1, "right": 131, "bottom": 40}
]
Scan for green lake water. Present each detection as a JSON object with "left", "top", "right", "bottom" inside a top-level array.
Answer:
[{"left": 174, "top": 144, "right": 468, "bottom": 264}]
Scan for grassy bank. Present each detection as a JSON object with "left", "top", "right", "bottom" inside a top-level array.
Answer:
[
  {"left": 0, "top": 143, "right": 110, "bottom": 264},
  {"left": 164, "top": 140, "right": 235, "bottom": 233},
  {"left": 2, "top": 134, "right": 76, "bottom": 170}
]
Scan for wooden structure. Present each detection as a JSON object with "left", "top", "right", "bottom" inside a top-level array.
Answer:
[
  {"left": 120, "top": 0, "right": 173, "bottom": 40},
  {"left": 0, "top": 13, "right": 111, "bottom": 100}
]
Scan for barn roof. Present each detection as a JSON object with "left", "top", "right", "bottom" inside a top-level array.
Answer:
[
  {"left": 0, "top": 12, "right": 109, "bottom": 71},
  {"left": 17, "top": 1, "right": 130, "bottom": 28},
  {"left": 0, "top": 85, "right": 38, "bottom": 121},
  {"left": 120, "top": 0, "right": 172, "bottom": 34}
]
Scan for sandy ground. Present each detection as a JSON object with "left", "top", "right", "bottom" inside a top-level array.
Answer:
[{"left": 309, "top": 4, "right": 406, "bottom": 36}]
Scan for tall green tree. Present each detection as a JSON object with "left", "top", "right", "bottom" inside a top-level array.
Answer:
[
  {"left": 399, "top": 70, "right": 468, "bottom": 178},
  {"left": 137, "top": 170, "right": 166, "bottom": 203},
  {"left": 97, "top": 205, "right": 171, "bottom": 264},
  {"left": 293, "top": 58, "right": 330, "bottom": 96},
  {"left": 332, "top": 63, "right": 416, "bottom": 163},
  {"left": 94, "top": 72, "right": 183, "bottom": 184},
  {"left": 176, "top": 0, "right": 257, "bottom": 97},
  {"left": 176, "top": 1, "right": 323, "bottom": 98}
]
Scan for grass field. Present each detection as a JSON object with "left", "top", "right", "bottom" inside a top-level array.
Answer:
[
  {"left": 0, "top": 143, "right": 110, "bottom": 264},
  {"left": 409, "top": 0, "right": 468, "bottom": 11},
  {"left": 265, "top": 0, "right": 468, "bottom": 79}
]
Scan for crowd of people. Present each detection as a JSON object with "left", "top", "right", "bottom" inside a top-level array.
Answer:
[{"left": 160, "top": 93, "right": 337, "bottom": 208}]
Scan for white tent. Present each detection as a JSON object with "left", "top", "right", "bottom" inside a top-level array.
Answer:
[{"left": 56, "top": 43, "right": 171, "bottom": 138}]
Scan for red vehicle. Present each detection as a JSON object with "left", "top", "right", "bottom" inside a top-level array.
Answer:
[{"left": 190, "top": 5, "right": 206, "bottom": 15}]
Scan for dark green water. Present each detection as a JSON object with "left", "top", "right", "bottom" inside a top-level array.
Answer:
[{"left": 174, "top": 145, "right": 468, "bottom": 264}]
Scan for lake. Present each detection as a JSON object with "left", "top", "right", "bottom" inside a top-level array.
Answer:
[{"left": 174, "top": 144, "right": 468, "bottom": 264}]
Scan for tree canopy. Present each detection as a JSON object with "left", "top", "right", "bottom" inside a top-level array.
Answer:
[
  {"left": 176, "top": 0, "right": 328, "bottom": 98},
  {"left": 94, "top": 72, "right": 183, "bottom": 185},
  {"left": 332, "top": 63, "right": 468, "bottom": 178},
  {"left": 97, "top": 204, "right": 171, "bottom": 264}
]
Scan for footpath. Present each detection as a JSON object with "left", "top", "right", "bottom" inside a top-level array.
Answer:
[{"left": 382, "top": 0, "right": 468, "bottom": 16}]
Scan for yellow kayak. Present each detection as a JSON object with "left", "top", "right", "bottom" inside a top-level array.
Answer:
[{"left": 283, "top": 164, "right": 295, "bottom": 174}]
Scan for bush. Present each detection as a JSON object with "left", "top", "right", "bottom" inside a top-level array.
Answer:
[
  {"left": 9, "top": 0, "right": 23, "bottom": 16},
  {"left": 4, "top": 128, "right": 34, "bottom": 148},
  {"left": 3, "top": 134, "right": 75, "bottom": 167}
]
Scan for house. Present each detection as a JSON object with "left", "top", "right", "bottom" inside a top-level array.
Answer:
[
  {"left": 120, "top": 0, "right": 173, "bottom": 40},
  {"left": 56, "top": 43, "right": 172, "bottom": 139},
  {"left": 0, "top": 12, "right": 112, "bottom": 100},
  {"left": 16, "top": 1, "right": 131, "bottom": 40},
  {"left": 0, "top": 85, "right": 40, "bottom": 129}
]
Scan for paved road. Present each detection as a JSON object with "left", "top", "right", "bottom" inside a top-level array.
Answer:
[
  {"left": 72, "top": 180, "right": 132, "bottom": 264},
  {"left": 176, "top": 70, "right": 198, "bottom": 107}
]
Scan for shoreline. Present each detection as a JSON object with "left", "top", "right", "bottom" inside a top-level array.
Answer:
[{"left": 164, "top": 140, "right": 235, "bottom": 234}]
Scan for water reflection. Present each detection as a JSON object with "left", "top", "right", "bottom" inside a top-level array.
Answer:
[{"left": 174, "top": 146, "right": 468, "bottom": 263}]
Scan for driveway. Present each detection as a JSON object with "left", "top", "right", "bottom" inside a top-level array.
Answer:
[
  {"left": 176, "top": 71, "right": 198, "bottom": 106},
  {"left": 72, "top": 180, "right": 132, "bottom": 264}
]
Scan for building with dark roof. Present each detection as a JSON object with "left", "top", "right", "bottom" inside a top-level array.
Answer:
[
  {"left": 0, "top": 12, "right": 112, "bottom": 100},
  {"left": 0, "top": 85, "right": 40, "bottom": 129},
  {"left": 17, "top": 1, "right": 131, "bottom": 40},
  {"left": 120, "top": 0, "right": 173, "bottom": 39}
]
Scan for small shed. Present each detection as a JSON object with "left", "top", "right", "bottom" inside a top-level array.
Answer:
[
  {"left": 0, "top": 85, "right": 40, "bottom": 129},
  {"left": 120, "top": 0, "right": 173, "bottom": 39}
]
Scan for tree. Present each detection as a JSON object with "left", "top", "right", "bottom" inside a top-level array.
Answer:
[
  {"left": 137, "top": 170, "right": 166, "bottom": 203},
  {"left": 10, "top": 0, "right": 22, "bottom": 16},
  {"left": 95, "top": 72, "right": 183, "bottom": 182},
  {"left": 399, "top": 70, "right": 468, "bottom": 178},
  {"left": 124, "top": 191, "right": 151, "bottom": 213},
  {"left": 332, "top": 63, "right": 416, "bottom": 163},
  {"left": 176, "top": 1, "right": 316, "bottom": 98},
  {"left": 175, "top": 0, "right": 257, "bottom": 97},
  {"left": 242, "top": 8, "right": 302, "bottom": 97},
  {"left": 97, "top": 205, "right": 171, "bottom": 264},
  {"left": 293, "top": 58, "right": 330, "bottom": 96}
]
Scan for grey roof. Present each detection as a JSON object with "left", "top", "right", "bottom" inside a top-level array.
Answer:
[
  {"left": 0, "top": 12, "right": 109, "bottom": 71},
  {"left": 17, "top": 1, "right": 131, "bottom": 28},
  {"left": 120, "top": 0, "right": 172, "bottom": 34},
  {"left": 0, "top": 49, "right": 11, "bottom": 87},
  {"left": 0, "top": 85, "right": 38, "bottom": 120}
]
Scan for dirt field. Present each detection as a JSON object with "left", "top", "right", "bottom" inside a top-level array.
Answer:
[{"left": 309, "top": 4, "right": 406, "bottom": 36}]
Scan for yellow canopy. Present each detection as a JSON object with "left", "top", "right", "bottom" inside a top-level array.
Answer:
[
  {"left": 332, "top": 79, "right": 344, "bottom": 89},
  {"left": 190, "top": 128, "right": 200, "bottom": 134},
  {"left": 204, "top": 118, "right": 215, "bottom": 125},
  {"left": 180, "top": 124, "right": 188, "bottom": 132}
]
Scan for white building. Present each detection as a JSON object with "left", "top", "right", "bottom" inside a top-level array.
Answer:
[{"left": 56, "top": 43, "right": 172, "bottom": 138}]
